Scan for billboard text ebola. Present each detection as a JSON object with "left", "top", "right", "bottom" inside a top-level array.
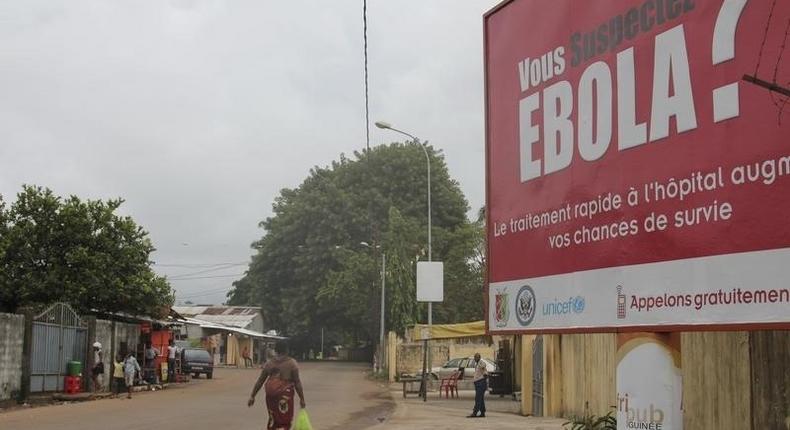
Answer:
[{"left": 484, "top": 0, "right": 790, "bottom": 332}]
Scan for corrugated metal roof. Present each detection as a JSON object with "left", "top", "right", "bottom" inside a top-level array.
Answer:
[
  {"left": 172, "top": 306, "right": 261, "bottom": 329},
  {"left": 190, "top": 314, "right": 257, "bottom": 328},
  {"left": 182, "top": 317, "right": 285, "bottom": 340}
]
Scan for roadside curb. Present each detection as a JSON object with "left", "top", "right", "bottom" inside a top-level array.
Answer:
[{"left": 51, "top": 382, "right": 188, "bottom": 402}]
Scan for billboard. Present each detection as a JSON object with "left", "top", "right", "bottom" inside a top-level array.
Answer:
[{"left": 485, "top": 0, "right": 790, "bottom": 333}]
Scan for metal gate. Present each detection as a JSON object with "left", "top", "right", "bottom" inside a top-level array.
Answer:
[
  {"left": 30, "top": 303, "right": 88, "bottom": 392},
  {"left": 532, "top": 335, "right": 544, "bottom": 416}
]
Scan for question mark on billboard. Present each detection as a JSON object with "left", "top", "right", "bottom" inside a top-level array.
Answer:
[{"left": 712, "top": 0, "right": 748, "bottom": 123}]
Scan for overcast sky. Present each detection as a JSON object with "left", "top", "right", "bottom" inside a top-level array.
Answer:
[{"left": 0, "top": 0, "right": 498, "bottom": 304}]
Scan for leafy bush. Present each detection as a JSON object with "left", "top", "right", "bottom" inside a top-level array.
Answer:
[{"left": 563, "top": 404, "right": 616, "bottom": 430}]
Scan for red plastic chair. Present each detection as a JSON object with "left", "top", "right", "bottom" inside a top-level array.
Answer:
[{"left": 439, "top": 371, "right": 461, "bottom": 399}]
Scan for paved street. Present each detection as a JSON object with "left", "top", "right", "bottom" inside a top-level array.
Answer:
[
  {"left": 383, "top": 385, "right": 565, "bottom": 430},
  {"left": 0, "top": 362, "right": 392, "bottom": 430}
]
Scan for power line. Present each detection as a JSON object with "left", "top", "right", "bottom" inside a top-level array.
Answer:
[
  {"left": 362, "top": 0, "right": 370, "bottom": 150},
  {"left": 168, "top": 273, "right": 246, "bottom": 281},
  {"left": 176, "top": 286, "right": 234, "bottom": 298},
  {"left": 773, "top": 17, "right": 790, "bottom": 83},
  {"left": 167, "top": 263, "right": 248, "bottom": 279},
  {"left": 154, "top": 262, "right": 246, "bottom": 268},
  {"left": 755, "top": 0, "right": 778, "bottom": 76}
]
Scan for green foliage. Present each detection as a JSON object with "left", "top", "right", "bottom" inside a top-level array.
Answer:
[
  {"left": 0, "top": 185, "right": 174, "bottom": 317},
  {"left": 227, "top": 143, "right": 484, "bottom": 350},
  {"left": 563, "top": 406, "right": 617, "bottom": 430}
]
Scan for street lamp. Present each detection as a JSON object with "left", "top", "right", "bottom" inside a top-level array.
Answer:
[
  {"left": 374, "top": 121, "right": 431, "bottom": 270},
  {"left": 375, "top": 120, "right": 433, "bottom": 400},
  {"left": 360, "top": 241, "right": 386, "bottom": 374}
]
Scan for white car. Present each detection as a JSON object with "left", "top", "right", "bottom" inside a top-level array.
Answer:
[{"left": 427, "top": 357, "right": 497, "bottom": 380}]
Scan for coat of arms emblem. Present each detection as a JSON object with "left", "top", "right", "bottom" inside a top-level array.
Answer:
[{"left": 495, "top": 290, "right": 509, "bottom": 327}]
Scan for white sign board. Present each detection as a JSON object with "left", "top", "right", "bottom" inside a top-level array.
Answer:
[
  {"left": 617, "top": 333, "right": 682, "bottom": 430},
  {"left": 417, "top": 261, "right": 443, "bottom": 302}
]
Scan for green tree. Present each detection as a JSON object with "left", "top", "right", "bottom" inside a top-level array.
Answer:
[
  {"left": 228, "top": 143, "right": 484, "bottom": 351},
  {"left": 0, "top": 185, "right": 174, "bottom": 317}
]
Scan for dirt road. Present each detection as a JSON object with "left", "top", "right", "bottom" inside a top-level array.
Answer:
[{"left": 0, "top": 362, "right": 392, "bottom": 430}]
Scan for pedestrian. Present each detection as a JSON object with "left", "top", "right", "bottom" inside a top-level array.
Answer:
[
  {"left": 112, "top": 354, "right": 125, "bottom": 397},
  {"left": 123, "top": 351, "right": 141, "bottom": 399},
  {"left": 467, "top": 353, "right": 488, "bottom": 418},
  {"left": 144, "top": 342, "right": 159, "bottom": 382},
  {"left": 144, "top": 342, "right": 160, "bottom": 367},
  {"left": 247, "top": 342, "right": 307, "bottom": 430},
  {"left": 167, "top": 340, "right": 178, "bottom": 382},
  {"left": 91, "top": 342, "right": 104, "bottom": 392},
  {"left": 242, "top": 347, "right": 253, "bottom": 368}
]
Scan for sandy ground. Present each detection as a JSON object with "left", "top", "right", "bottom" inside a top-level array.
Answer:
[{"left": 0, "top": 362, "right": 393, "bottom": 430}]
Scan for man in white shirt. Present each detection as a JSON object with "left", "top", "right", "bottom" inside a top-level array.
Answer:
[
  {"left": 467, "top": 353, "right": 488, "bottom": 418},
  {"left": 91, "top": 342, "right": 104, "bottom": 392},
  {"left": 167, "top": 340, "right": 178, "bottom": 382}
]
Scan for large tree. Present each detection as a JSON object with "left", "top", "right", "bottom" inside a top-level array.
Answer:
[
  {"left": 0, "top": 186, "right": 174, "bottom": 317},
  {"left": 228, "top": 143, "right": 484, "bottom": 351}
]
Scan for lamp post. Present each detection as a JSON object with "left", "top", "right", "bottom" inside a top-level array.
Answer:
[
  {"left": 375, "top": 121, "right": 432, "bottom": 400},
  {"left": 360, "top": 241, "right": 386, "bottom": 374},
  {"left": 374, "top": 122, "right": 431, "bottom": 276}
]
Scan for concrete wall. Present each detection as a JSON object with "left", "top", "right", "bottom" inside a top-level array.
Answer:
[
  {"left": 0, "top": 315, "right": 141, "bottom": 399},
  {"left": 449, "top": 342, "right": 495, "bottom": 362},
  {"left": 0, "top": 313, "right": 24, "bottom": 401},
  {"left": 395, "top": 342, "right": 449, "bottom": 376},
  {"left": 91, "top": 319, "right": 138, "bottom": 391},
  {"left": 390, "top": 332, "right": 497, "bottom": 380},
  {"left": 113, "top": 322, "right": 140, "bottom": 359},
  {"left": 94, "top": 320, "right": 113, "bottom": 391}
]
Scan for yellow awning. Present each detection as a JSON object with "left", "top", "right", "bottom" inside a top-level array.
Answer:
[{"left": 413, "top": 320, "right": 486, "bottom": 340}]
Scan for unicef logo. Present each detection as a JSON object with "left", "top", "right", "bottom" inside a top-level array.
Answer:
[
  {"left": 572, "top": 296, "right": 585, "bottom": 313},
  {"left": 515, "top": 285, "right": 537, "bottom": 326}
]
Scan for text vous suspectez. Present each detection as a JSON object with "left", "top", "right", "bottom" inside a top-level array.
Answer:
[{"left": 518, "top": 23, "right": 701, "bottom": 183}]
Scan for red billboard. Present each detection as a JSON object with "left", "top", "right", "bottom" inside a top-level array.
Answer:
[{"left": 485, "top": 0, "right": 790, "bottom": 333}]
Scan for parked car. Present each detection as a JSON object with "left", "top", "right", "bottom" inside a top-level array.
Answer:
[
  {"left": 181, "top": 348, "right": 213, "bottom": 379},
  {"left": 421, "top": 356, "right": 498, "bottom": 380}
]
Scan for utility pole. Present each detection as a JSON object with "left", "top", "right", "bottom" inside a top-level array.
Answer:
[{"left": 379, "top": 253, "right": 386, "bottom": 374}]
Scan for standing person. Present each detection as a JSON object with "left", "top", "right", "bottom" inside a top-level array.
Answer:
[
  {"left": 242, "top": 347, "right": 252, "bottom": 368},
  {"left": 144, "top": 342, "right": 160, "bottom": 383},
  {"left": 91, "top": 342, "right": 104, "bottom": 392},
  {"left": 123, "top": 351, "right": 141, "bottom": 399},
  {"left": 467, "top": 353, "right": 488, "bottom": 418},
  {"left": 247, "top": 342, "right": 306, "bottom": 430},
  {"left": 112, "top": 354, "right": 125, "bottom": 397},
  {"left": 144, "top": 342, "right": 160, "bottom": 367},
  {"left": 167, "top": 340, "right": 178, "bottom": 382}
]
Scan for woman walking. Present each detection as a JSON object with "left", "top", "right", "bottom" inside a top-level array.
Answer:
[{"left": 247, "top": 342, "right": 306, "bottom": 430}]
